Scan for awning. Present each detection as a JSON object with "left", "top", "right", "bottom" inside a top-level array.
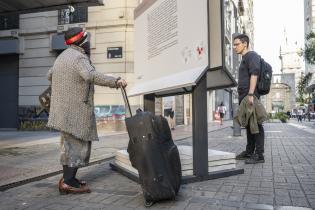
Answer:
[
  {"left": 0, "top": 39, "right": 19, "bottom": 54},
  {"left": 0, "top": 0, "right": 103, "bottom": 14}
]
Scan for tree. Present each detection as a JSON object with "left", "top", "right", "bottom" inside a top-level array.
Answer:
[
  {"left": 296, "top": 74, "right": 305, "bottom": 104},
  {"left": 301, "top": 32, "right": 315, "bottom": 102},
  {"left": 296, "top": 72, "right": 314, "bottom": 104},
  {"left": 304, "top": 32, "right": 315, "bottom": 64}
]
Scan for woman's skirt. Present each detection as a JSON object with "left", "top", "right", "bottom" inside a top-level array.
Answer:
[{"left": 60, "top": 132, "right": 91, "bottom": 167}]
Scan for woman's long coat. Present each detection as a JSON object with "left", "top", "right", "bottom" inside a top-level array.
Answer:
[{"left": 47, "top": 45, "right": 117, "bottom": 141}]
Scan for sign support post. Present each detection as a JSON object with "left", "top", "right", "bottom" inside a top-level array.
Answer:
[
  {"left": 144, "top": 94, "right": 155, "bottom": 113},
  {"left": 192, "top": 74, "right": 208, "bottom": 177}
]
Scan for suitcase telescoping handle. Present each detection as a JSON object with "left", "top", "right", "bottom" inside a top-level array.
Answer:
[{"left": 121, "top": 87, "right": 132, "bottom": 117}]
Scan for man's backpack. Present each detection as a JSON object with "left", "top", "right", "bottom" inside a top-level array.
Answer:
[{"left": 257, "top": 58, "right": 272, "bottom": 95}]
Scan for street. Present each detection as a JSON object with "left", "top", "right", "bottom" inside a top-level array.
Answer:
[
  {"left": 0, "top": 120, "right": 314, "bottom": 210},
  {"left": 0, "top": 0, "right": 313, "bottom": 209}
]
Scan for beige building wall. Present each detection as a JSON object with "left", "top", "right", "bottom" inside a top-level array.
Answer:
[
  {"left": 19, "top": 11, "right": 57, "bottom": 106},
  {"left": 18, "top": 0, "right": 141, "bottom": 107},
  {"left": 279, "top": 31, "right": 304, "bottom": 91},
  {"left": 265, "top": 83, "right": 292, "bottom": 113}
]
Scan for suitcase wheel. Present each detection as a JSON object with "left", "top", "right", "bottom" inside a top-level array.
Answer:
[{"left": 144, "top": 200, "right": 154, "bottom": 207}]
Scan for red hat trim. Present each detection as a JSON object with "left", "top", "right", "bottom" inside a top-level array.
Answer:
[{"left": 65, "top": 31, "right": 84, "bottom": 45}]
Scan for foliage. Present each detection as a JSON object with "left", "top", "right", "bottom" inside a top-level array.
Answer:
[
  {"left": 19, "top": 120, "right": 49, "bottom": 131},
  {"left": 296, "top": 72, "right": 313, "bottom": 103},
  {"left": 304, "top": 32, "right": 315, "bottom": 64},
  {"left": 274, "top": 112, "right": 289, "bottom": 123}
]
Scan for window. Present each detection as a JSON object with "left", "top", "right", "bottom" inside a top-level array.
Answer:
[
  {"left": 58, "top": 6, "right": 88, "bottom": 25},
  {"left": 0, "top": 14, "right": 19, "bottom": 30}
]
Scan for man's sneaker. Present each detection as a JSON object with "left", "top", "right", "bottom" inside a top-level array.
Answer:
[
  {"left": 245, "top": 154, "right": 265, "bottom": 164},
  {"left": 236, "top": 151, "right": 252, "bottom": 160}
]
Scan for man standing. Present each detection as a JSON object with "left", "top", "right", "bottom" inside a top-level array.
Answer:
[
  {"left": 47, "top": 27, "right": 127, "bottom": 194},
  {"left": 233, "top": 34, "right": 265, "bottom": 164}
]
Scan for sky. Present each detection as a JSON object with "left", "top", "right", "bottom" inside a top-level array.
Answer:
[{"left": 253, "top": 0, "right": 305, "bottom": 73}]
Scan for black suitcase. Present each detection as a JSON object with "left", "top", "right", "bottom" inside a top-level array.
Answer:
[{"left": 121, "top": 88, "right": 181, "bottom": 207}]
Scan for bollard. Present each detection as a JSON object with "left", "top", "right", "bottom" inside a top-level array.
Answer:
[{"left": 233, "top": 103, "right": 241, "bottom": 136}]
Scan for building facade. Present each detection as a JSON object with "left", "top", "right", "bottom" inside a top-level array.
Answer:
[
  {"left": 219, "top": 0, "right": 254, "bottom": 118},
  {"left": 279, "top": 30, "right": 304, "bottom": 91},
  {"left": 0, "top": 0, "right": 141, "bottom": 130},
  {"left": 265, "top": 83, "right": 292, "bottom": 113},
  {"left": 0, "top": 0, "right": 252, "bottom": 130},
  {"left": 236, "top": 0, "right": 254, "bottom": 48},
  {"left": 268, "top": 73, "right": 296, "bottom": 111},
  {"left": 212, "top": 0, "right": 239, "bottom": 121}
]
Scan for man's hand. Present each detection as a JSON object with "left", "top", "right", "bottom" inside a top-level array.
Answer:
[
  {"left": 248, "top": 75, "right": 257, "bottom": 105},
  {"left": 248, "top": 95, "right": 254, "bottom": 105},
  {"left": 116, "top": 78, "right": 127, "bottom": 88}
]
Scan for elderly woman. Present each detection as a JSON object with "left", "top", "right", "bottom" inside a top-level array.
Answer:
[{"left": 47, "top": 27, "right": 127, "bottom": 194}]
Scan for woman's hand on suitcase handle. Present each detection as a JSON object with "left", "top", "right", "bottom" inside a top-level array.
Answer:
[{"left": 115, "top": 77, "right": 127, "bottom": 88}]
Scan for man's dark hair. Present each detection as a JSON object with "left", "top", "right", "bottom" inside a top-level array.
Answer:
[{"left": 234, "top": 34, "right": 249, "bottom": 48}]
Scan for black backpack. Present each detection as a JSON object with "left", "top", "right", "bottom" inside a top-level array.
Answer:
[{"left": 257, "top": 58, "right": 272, "bottom": 95}]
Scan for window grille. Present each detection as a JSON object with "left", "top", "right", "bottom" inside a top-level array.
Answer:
[
  {"left": 58, "top": 6, "right": 88, "bottom": 25},
  {"left": 0, "top": 14, "right": 19, "bottom": 30}
]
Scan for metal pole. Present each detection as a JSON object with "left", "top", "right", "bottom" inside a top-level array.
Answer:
[
  {"left": 192, "top": 74, "right": 208, "bottom": 177},
  {"left": 144, "top": 94, "right": 155, "bottom": 113}
]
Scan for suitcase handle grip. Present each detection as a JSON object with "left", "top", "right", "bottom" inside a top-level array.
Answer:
[{"left": 121, "top": 87, "right": 132, "bottom": 117}]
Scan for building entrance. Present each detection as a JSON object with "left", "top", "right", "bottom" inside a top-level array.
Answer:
[{"left": 0, "top": 55, "right": 19, "bottom": 129}]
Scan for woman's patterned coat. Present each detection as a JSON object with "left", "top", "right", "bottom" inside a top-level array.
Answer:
[{"left": 47, "top": 45, "right": 118, "bottom": 141}]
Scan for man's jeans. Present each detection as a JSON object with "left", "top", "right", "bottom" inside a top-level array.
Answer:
[{"left": 246, "top": 124, "right": 264, "bottom": 156}]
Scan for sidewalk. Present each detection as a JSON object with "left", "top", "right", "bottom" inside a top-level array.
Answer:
[
  {"left": 0, "top": 120, "right": 232, "bottom": 187},
  {"left": 1, "top": 122, "right": 314, "bottom": 209},
  {"left": 288, "top": 118, "right": 315, "bottom": 133}
]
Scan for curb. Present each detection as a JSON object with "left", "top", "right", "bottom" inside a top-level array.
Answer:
[{"left": 0, "top": 156, "right": 114, "bottom": 192}]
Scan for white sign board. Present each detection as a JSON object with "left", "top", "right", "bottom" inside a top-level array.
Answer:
[{"left": 129, "top": 0, "right": 209, "bottom": 96}]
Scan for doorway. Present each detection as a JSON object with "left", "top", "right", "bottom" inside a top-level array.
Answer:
[{"left": 0, "top": 54, "right": 19, "bottom": 129}]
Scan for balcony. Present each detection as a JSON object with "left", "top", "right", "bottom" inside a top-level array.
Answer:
[
  {"left": 58, "top": 6, "right": 88, "bottom": 25},
  {"left": 0, "top": 14, "right": 19, "bottom": 30}
]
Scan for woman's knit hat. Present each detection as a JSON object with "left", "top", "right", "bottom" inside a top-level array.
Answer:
[{"left": 64, "top": 27, "right": 88, "bottom": 46}]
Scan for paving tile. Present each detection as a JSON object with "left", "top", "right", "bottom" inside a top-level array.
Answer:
[
  {"left": 289, "top": 190, "right": 305, "bottom": 198},
  {"left": 185, "top": 202, "right": 206, "bottom": 210},
  {"left": 1, "top": 123, "right": 315, "bottom": 210},
  {"left": 259, "top": 195, "right": 274, "bottom": 205},
  {"left": 214, "top": 192, "right": 230, "bottom": 200},
  {"left": 228, "top": 193, "right": 244, "bottom": 202},
  {"left": 275, "top": 196, "right": 292, "bottom": 206},
  {"left": 291, "top": 196, "right": 310, "bottom": 207}
]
